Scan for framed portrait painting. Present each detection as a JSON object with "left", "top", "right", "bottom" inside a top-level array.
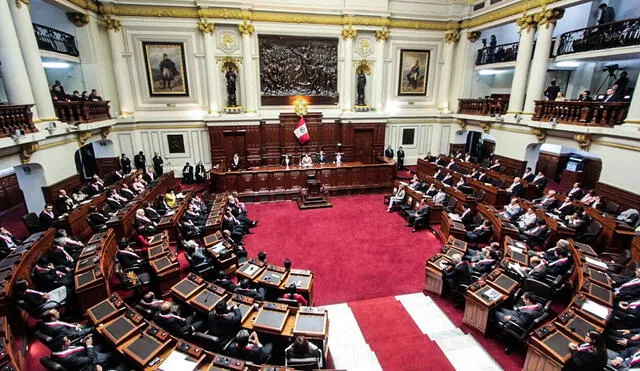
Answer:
[
  {"left": 142, "top": 41, "right": 189, "bottom": 97},
  {"left": 167, "top": 134, "right": 185, "bottom": 154},
  {"left": 397, "top": 49, "right": 430, "bottom": 96}
]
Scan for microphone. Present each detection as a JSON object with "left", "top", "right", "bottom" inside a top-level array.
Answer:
[{"left": 203, "top": 289, "right": 212, "bottom": 303}]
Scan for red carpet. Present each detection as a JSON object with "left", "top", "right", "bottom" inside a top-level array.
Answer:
[
  {"left": 244, "top": 194, "right": 439, "bottom": 305},
  {"left": 349, "top": 296, "right": 455, "bottom": 371},
  {"left": 1, "top": 203, "right": 28, "bottom": 240}
]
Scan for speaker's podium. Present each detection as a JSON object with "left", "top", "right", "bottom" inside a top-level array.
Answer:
[{"left": 297, "top": 173, "right": 332, "bottom": 210}]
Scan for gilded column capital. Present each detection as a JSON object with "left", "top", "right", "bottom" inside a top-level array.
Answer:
[
  {"left": 198, "top": 20, "right": 215, "bottom": 34},
  {"left": 238, "top": 21, "right": 254, "bottom": 36},
  {"left": 515, "top": 14, "right": 537, "bottom": 32},
  {"left": 101, "top": 16, "right": 122, "bottom": 32},
  {"left": 480, "top": 121, "right": 491, "bottom": 133},
  {"left": 574, "top": 133, "right": 591, "bottom": 151},
  {"left": 101, "top": 126, "right": 112, "bottom": 140},
  {"left": 342, "top": 26, "right": 358, "bottom": 40},
  {"left": 444, "top": 31, "right": 460, "bottom": 44},
  {"left": 534, "top": 8, "right": 565, "bottom": 28},
  {"left": 14, "top": 0, "right": 29, "bottom": 9},
  {"left": 375, "top": 28, "right": 390, "bottom": 41},
  {"left": 20, "top": 142, "right": 39, "bottom": 165},
  {"left": 466, "top": 31, "right": 481, "bottom": 43},
  {"left": 67, "top": 12, "right": 90, "bottom": 27},
  {"left": 532, "top": 128, "right": 546, "bottom": 142}
]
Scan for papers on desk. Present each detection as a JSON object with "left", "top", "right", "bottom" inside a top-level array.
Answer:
[
  {"left": 176, "top": 193, "right": 185, "bottom": 199},
  {"left": 158, "top": 350, "right": 199, "bottom": 371},
  {"left": 585, "top": 257, "right": 608, "bottom": 269},
  {"left": 484, "top": 183, "right": 492, "bottom": 186},
  {"left": 581, "top": 299, "right": 609, "bottom": 320},
  {"left": 508, "top": 262, "right": 525, "bottom": 277},
  {"left": 210, "top": 242, "right": 226, "bottom": 254},
  {"left": 509, "top": 246, "right": 523, "bottom": 254},
  {"left": 448, "top": 213, "right": 462, "bottom": 222},
  {"left": 165, "top": 210, "right": 175, "bottom": 217},
  {"left": 482, "top": 288, "right": 502, "bottom": 302},
  {"left": 242, "top": 264, "right": 259, "bottom": 275},
  {"left": 514, "top": 240, "right": 526, "bottom": 249}
]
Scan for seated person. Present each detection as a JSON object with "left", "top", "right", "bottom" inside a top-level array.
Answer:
[
  {"left": 470, "top": 169, "right": 481, "bottom": 180},
  {"left": 51, "top": 335, "right": 112, "bottom": 371},
  {"left": 116, "top": 246, "right": 146, "bottom": 269},
  {"left": 443, "top": 253, "right": 472, "bottom": 296},
  {"left": 143, "top": 167, "right": 156, "bottom": 183},
  {"left": 433, "top": 168, "right": 445, "bottom": 181},
  {"left": 589, "top": 195, "right": 605, "bottom": 211},
  {"left": 285, "top": 335, "right": 321, "bottom": 363},
  {"left": 334, "top": 152, "right": 344, "bottom": 164},
  {"left": 135, "top": 209, "right": 157, "bottom": 235},
  {"left": 182, "top": 239, "right": 211, "bottom": 266},
  {"left": 458, "top": 204, "right": 477, "bottom": 228},
  {"left": 71, "top": 188, "right": 89, "bottom": 203},
  {"left": 432, "top": 188, "right": 448, "bottom": 204},
  {"left": 446, "top": 159, "right": 456, "bottom": 170},
  {"left": 207, "top": 301, "right": 242, "bottom": 343},
  {"left": 535, "top": 190, "right": 558, "bottom": 210},
  {"left": 526, "top": 248, "right": 570, "bottom": 280},
  {"left": 300, "top": 153, "right": 313, "bottom": 167},
  {"left": 235, "top": 279, "right": 266, "bottom": 301},
  {"left": 181, "top": 219, "right": 203, "bottom": 239},
  {"left": 517, "top": 208, "right": 537, "bottom": 231},
  {"left": 477, "top": 171, "right": 487, "bottom": 182},
  {"left": 143, "top": 201, "right": 161, "bottom": 222},
  {"left": 408, "top": 175, "right": 421, "bottom": 189},
  {"left": 494, "top": 291, "right": 544, "bottom": 328},
  {"left": 522, "top": 167, "right": 535, "bottom": 182},
  {"left": 91, "top": 174, "right": 105, "bottom": 189},
  {"left": 54, "top": 190, "right": 76, "bottom": 215},
  {"left": 0, "top": 226, "right": 18, "bottom": 257},
  {"left": 615, "top": 267, "right": 640, "bottom": 302},
  {"left": 472, "top": 248, "right": 501, "bottom": 274},
  {"left": 528, "top": 239, "right": 569, "bottom": 262},
  {"left": 54, "top": 229, "right": 84, "bottom": 256},
  {"left": 441, "top": 172, "right": 453, "bottom": 186},
  {"left": 424, "top": 184, "right": 438, "bottom": 197},
  {"left": 610, "top": 299, "right": 640, "bottom": 329},
  {"left": 465, "top": 220, "right": 493, "bottom": 243},
  {"left": 50, "top": 243, "right": 75, "bottom": 272},
  {"left": 316, "top": 150, "right": 328, "bottom": 164},
  {"left": 565, "top": 208, "right": 588, "bottom": 232},
  {"left": 406, "top": 199, "right": 430, "bottom": 232},
  {"left": 131, "top": 174, "right": 147, "bottom": 194},
  {"left": 106, "top": 189, "right": 127, "bottom": 210},
  {"left": 87, "top": 206, "right": 108, "bottom": 229},
  {"left": 386, "top": 185, "right": 406, "bottom": 212},
  {"left": 14, "top": 278, "right": 66, "bottom": 313},
  {"left": 184, "top": 205, "right": 206, "bottom": 227},
  {"left": 87, "top": 179, "right": 103, "bottom": 196},
  {"left": 607, "top": 345, "right": 640, "bottom": 370},
  {"left": 155, "top": 194, "right": 169, "bottom": 215},
  {"left": 532, "top": 171, "right": 547, "bottom": 191},
  {"left": 506, "top": 177, "right": 524, "bottom": 197},
  {"left": 489, "top": 159, "right": 501, "bottom": 171},
  {"left": 164, "top": 188, "right": 178, "bottom": 208},
  {"left": 228, "top": 330, "right": 272, "bottom": 364},
  {"left": 257, "top": 251, "right": 268, "bottom": 265},
  {"left": 39, "top": 204, "right": 57, "bottom": 229},
  {"left": 466, "top": 241, "right": 502, "bottom": 262},
  {"left": 280, "top": 284, "right": 308, "bottom": 306},
  {"left": 39, "top": 308, "right": 93, "bottom": 341},
  {"left": 519, "top": 219, "right": 549, "bottom": 246},
  {"left": 154, "top": 301, "right": 204, "bottom": 337},
  {"left": 213, "top": 270, "right": 236, "bottom": 292},
  {"left": 552, "top": 196, "right": 575, "bottom": 217},
  {"left": 138, "top": 291, "right": 163, "bottom": 314},
  {"left": 567, "top": 182, "right": 584, "bottom": 199},
  {"left": 221, "top": 229, "right": 247, "bottom": 259},
  {"left": 119, "top": 184, "right": 135, "bottom": 200},
  {"left": 501, "top": 198, "right": 523, "bottom": 221},
  {"left": 455, "top": 177, "right": 470, "bottom": 192},
  {"left": 32, "top": 256, "right": 73, "bottom": 292},
  {"left": 580, "top": 190, "right": 597, "bottom": 205}
]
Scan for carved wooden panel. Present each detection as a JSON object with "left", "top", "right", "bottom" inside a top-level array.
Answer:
[
  {"left": 42, "top": 173, "right": 83, "bottom": 205},
  {"left": 238, "top": 174, "right": 254, "bottom": 192},
  {"left": 536, "top": 151, "right": 570, "bottom": 182},
  {"left": 491, "top": 154, "right": 527, "bottom": 176},
  {"left": 95, "top": 157, "right": 119, "bottom": 178},
  {"left": 223, "top": 175, "right": 238, "bottom": 191},
  {"left": 0, "top": 173, "right": 23, "bottom": 213},
  {"left": 595, "top": 182, "right": 640, "bottom": 212},
  {"left": 255, "top": 173, "right": 269, "bottom": 192},
  {"left": 271, "top": 172, "right": 285, "bottom": 190}
]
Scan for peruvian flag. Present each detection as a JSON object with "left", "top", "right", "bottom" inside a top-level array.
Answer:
[{"left": 294, "top": 117, "right": 310, "bottom": 144}]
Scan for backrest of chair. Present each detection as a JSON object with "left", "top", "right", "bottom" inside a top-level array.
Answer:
[
  {"left": 604, "top": 200, "right": 620, "bottom": 215},
  {"left": 587, "top": 219, "right": 603, "bottom": 235},
  {"left": 522, "top": 278, "right": 552, "bottom": 299},
  {"left": 23, "top": 212, "right": 40, "bottom": 228},
  {"left": 617, "top": 249, "right": 632, "bottom": 266}
]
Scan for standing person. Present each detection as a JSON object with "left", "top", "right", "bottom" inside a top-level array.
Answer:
[
  {"left": 182, "top": 162, "right": 194, "bottom": 184},
  {"left": 397, "top": 146, "right": 405, "bottom": 170},
  {"left": 613, "top": 71, "right": 629, "bottom": 100},
  {"left": 597, "top": 3, "right": 615, "bottom": 25},
  {"left": 229, "top": 153, "right": 241, "bottom": 171},
  {"left": 195, "top": 162, "right": 206, "bottom": 184},
  {"left": 120, "top": 153, "right": 132, "bottom": 174},
  {"left": 134, "top": 151, "right": 146, "bottom": 171},
  {"left": 544, "top": 80, "right": 560, "bottom": 101},
  {"left": 384, "top": 145, "right": 394, "bottom": 159},
  {"left": 159, "top": 53, "right": 179, "bottom": 89},
  {"left": 152, "top": 152, "right": 164, "bottom": 176}
]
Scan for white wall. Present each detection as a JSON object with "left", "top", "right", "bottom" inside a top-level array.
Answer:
[
  {"left": 524, "top": 143, "right": 541, "bottom": 171},
  {"left": 43, "top": 62, "right": 86, "bottom": 94},
  {"left": 30, "top": 0, "right": 77, "bottom": 36},
  {"left": 0, "top": 77, "right": 7, "bottom": 104},
  {"left": 15, "top": 164, "right": 46, "bottom": 213}
]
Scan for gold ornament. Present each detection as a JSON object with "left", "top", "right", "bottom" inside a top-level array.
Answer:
[
  {"left": 480, "top": 121, "right": 491, "bottom": 133},
  {"left": 197, "top": 20, "right": 215, "bottom": 34},
  {"left": 457, "top": 119, "right": 467, "bottom": 130},
  {"left": 375, "top": 28, "right": 390, "bottom": 41},
  {"left": 355, "top": 60, "right": 372, "bottom": 75},
  {"left": 516, "top": 14, "right": 536, "bottom": 31},
  {"left": 66, "top": 12, "right": 90, "bottom": 27},
  {"left": 20, "top": 143, "right": 39, "bottom": 165},
  {"left": 574, "top": 134, "right": 591, "bottom": 151},
  {"left": 15, "top": 0, "right": 29, "bottom": 9},
  {"left": 467, "top": 31, "right": 481, "bottom": 42},
  {"left": 238, "top": 21, "right": 254, "bottom": 36},
  {"left": 534, "top": 8, "right": 564, "bottom": 28},
  {"left": 294, "top": 99, "right": 308, "bottom": 117},
  {"left": 444, "top": 31, "right": 460, "bottom": 44},
  {"left": 101, "top": 16, "right": 122, "bottom": 32},
  {"left": 532, "top": 128, "right": 546, "bottom": 142},
  {"left": 78, "top": 131, "right": 92, "bottom": 146},
  {"left": 218, "top": 56, "right": 240, "bottom": 72},
  {"left": 341, "top": 26, "right": 358, "bottom": 40}
]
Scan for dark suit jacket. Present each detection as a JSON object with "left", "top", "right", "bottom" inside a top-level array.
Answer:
[
  {"left": 116, "top": 250, "right": 143, "bottom": 269},
  {"left": 522, "top": 173, "right": 535, "bottom": 182},
  {"left": 106, "top": 199, "right": 124, "bottom": 210},
  {"left": 120, "top": 157, "right": 132, "bottom": 173},
  {"left": 510, "top": 300, "right": 544, "bottom": 328},
  {"left": 50, "top": 248, "right": 74, "bottom": 269},
  {"left": 441, "top": 176, "right": 453, "bottom": 186},
  {"left": 397, "top": 150, "right": 405, "bottom": 161},
  {"left": 230, "top": 159, "right": 242, "bottom": 171},
  {"left": 39, "top": 211, "right": 56, "bottom": 229},
  {"left": 509, "top": 183, "right": 525, "bottom": 197},
  {"left": 143, "top": 172, "right": 155, "bottom": 183},
  {"left": 120, "top": 188, "right": 135, "bottom": 200},
  {"left": 154, "top": 312, "right": 193, "bottom": 337},
  {"left": 21, "top": 291, "right": 47, "bottom": 312},
  {"left": 134, "top": 154, "right": 146, "bottom": 169},
  {"left": 208, "top": 307, "right": 242, "bottom": 340},
  {"left": 461, "top": 210, "right": 476, "bottom": 225},
  {"left": 214, "top": 278, "right": 236, "bottom": 292},
  {"left": 533, "top": 176, "right": 547, "bottom": 190},
  {"left": 445, "top": 262, "right": 472, "bottom": 286},
  {"left": 54, "top": 196, "right": 74, "bottom": 215},
  {"left": 145, "top": 207, "right": 161, "bottom": 222},
  {"left": 51, "top": 346, "right": 97, "bottom": 370},
  {"left": 88, "top": 212, "right": 108, "bottom": 227}
]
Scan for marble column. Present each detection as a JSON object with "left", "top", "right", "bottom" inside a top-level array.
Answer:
[
  {"left": 523, "top": 9, "right": 565, "bottom": 115},
  {"left": 373, "top": 28, "right": 389, "bottom": 112},
  {"left": 103, "top": 17, "right": 134, "bottom": 116},
  {"left": 341, "top": 27, "right": 357, "bottom": 112},
  {"left": 238, "top": 22, "right": 257, "bottom": 114},
  {"left": 507, "top": 15, "right": 537, "bottom": 115},
  {"left": 198, "top": 21, "right": 221, "bottom": 115},
  {"left": 438, "top": 31, "right": 460, "bottom": 112},
  {"left": 623, "top": 81, "right": 640, "bottom": 126},
  {"left": 9, "top": 0, "right": 56, "bottom": 121}
]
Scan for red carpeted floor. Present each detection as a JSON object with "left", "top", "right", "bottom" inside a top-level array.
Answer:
[
  {"left": 1, "top": 203, "right": 29, "bottom": 240},
  {"left": 349, "top": 296, "right": 455, "bottom": 371},
  {"left": 243, "top": 194, "right": 438, "bottom": 305}
]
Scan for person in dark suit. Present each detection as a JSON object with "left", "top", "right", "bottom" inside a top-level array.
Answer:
[
  {"left": 443, "top": 253, "right": 472, "bottom": 295},
  {"left": 152, "top": 152, "right": 163, "bottom": 176},
  {"left": 235, "top": 279, "right": 266, "bottom": 301},
  {"left": 54, "top": 190, "right": 76, "bottom": 215},
  {"left": 522, "top": 168, "right": 534, "bottom": 182},
  {"left": 0, "top": 227, "right": 19, "bottom": 257},
  {"left": 506, "top": 177, "right": 525, "bottom": 197},
  {"left": 50, "top": 336, "right": 100, "bottom": 370},
  {"left": 433, "top": 168, "right": 445, "bottom": 181},
  {"left": 459, "top": 205, "right": 477, "bottom": 228},
  {"left": 384, "top": 145, "right": 394, "bottom": 159},
  {"left": 424, "top": 184, "right": 438, "bottom": 197},
  {"left": 208, "top": 301, "right": 242, "bottom": 343},
  {"left": 567, "top": 183, "right": 584, "bottom": 200},
  {"left": 195, "top": 162, "right": 206, "bottom": 184},
  {"left": 552, "top": 197, "right": 575, "bottom": 217},
  {"left": 441, "top": 173, "right": 454, "bottom": 186},
  {"left": 396, "top": 147, "right": 405, "bottom": 170},
  {"left": 106, "top": 189, "right": 126, "bottom": 210},
  {"left": 134, "top": 151, "right": 146, "bottom": 171},
  {"left": 544, "top": 80, "right": 561, "bottom": 101},
  {"left": 119, "top": 184, "right": 135, "bottom": 200},
  {"left": 39, "top": 204, "right": 57, "bottom": 230},
  {"left": 494, "top": 291, "right": 544, "bottom": 328},
  {"left": 213, "top": 270, "right": 237, "bottom": 292},
  {"left": 13, "top": 279, "right": 60, "bottom": 313},
  {"left": 230, "top": 153, "right": 241, "bottom": 171},
  {"left": 113, "top": 169, "right": 125, "bottom": 181},
  {"left": 143, "top": 201, "right": 161, "bottom": 222},
  {"left": 138, "top": 292, "right": 163, "bottom": 314},
  {"left": 40, "top": 308, "right": 93, "bottom": 341},
  {"left": 135, "top": 209, "right": 157, "bottom": 235},
  {"left": 615, "top": 268, "right": 640, "bottom": 301},
  {"left": 407, "top": 199, "right": 430, "bottom": 232},
  {"left": 120, "top": 153, "right": 132, "bottom": 174},
  {"left": 182, "top": 162, "right": 194, "bottom": 184},
  {"left": 600, "top": 87, "right": 618, "bottom": 102},
  {"left": 116, "top": 247, "right": 145, "bottom": 269},
  {"left": 180, "top": 219, "right": 203, "bottom": 239},
  {"left": 228, "top": 330, "right": 272, "bottom": 364},
  {"left": 477, "top": 171, "right": 487, "bottom": 182},
  {"left": 32, "top": 256, "right": 73, "bottom": 291},
  {"left": 143, "top": 167, "right": 155, "bottom": 183},
  {"left": 520, "top": 219, "right": 549, "bottom": 246},
  {"left": 154, "top": 301, "right": 204, "bottom": 337},
  {"left": 465, "top": 220, "right": 493, "bottom": 243},
  {"left": 566, "top": 331, "right": 607, "bottom": 371},
  {"left": 50, "top": 244, "right": 74, "bottom": 271},
  {"left": 532, "top": 171, "right": 547, "bottom": 191},
  {"left": 488, "top": 159, "right": 501, "bottom": 171},
  {"left": 597, "top": 3, "right": 615, "bottom": 24},
  {"left": 472, "top": 249, "right": 500, "bottom": 274}
]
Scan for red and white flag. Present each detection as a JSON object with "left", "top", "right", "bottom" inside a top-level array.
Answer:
[{"left": 294, "top": 117, "right": 310, "bottom": 144}]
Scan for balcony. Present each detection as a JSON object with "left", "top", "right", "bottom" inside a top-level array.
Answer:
[
  {"left": 556, "top": 17, "right": 640, "bottom": 56},
  {"left": 458, "top": 98, "right": 509, "bottom": 116},
  {"left": 33, "top": 23, "right": 79, "bottom": 58},
  {"left": 475, "top": 41, "right": 519, "bottom": 66},
  {"left": 533, "top": 100, "right": 629, "bottom": 126},
  {"left": 0, "top": 105, "right": 38, "bottom": 138},
  {"left": 54, "top": 101, "right": 112, "bottom": 124}
]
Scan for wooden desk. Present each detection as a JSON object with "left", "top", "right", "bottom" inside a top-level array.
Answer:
[
  {"left": 424, "top": 254, "right": 451, "bottom": 295},
  {"left": 150, "top": 254, "right": 181, "bottom": 297},
  {"left": 76, "top": 229, "right": 117, "bottom": 313},
  {"left": 463, "top": 280, "right": 508, "bottom": 334},
  {"left": 392, "top": 180, "right": 444, "bottom": 224},
  {"left": 477, "top": 203, "right": 520, "bottom": 244},
  {"left": 212, "top": 158, "right": 395, "bottom": 202},
  {"left": 439, "top": 212, "right": 466, "bottom": 242}
]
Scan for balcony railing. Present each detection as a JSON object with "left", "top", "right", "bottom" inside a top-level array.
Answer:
[
  {"left": 556, "top": 17, "right": 640, "bottom": 56},
  {"left": 458, "top": 98, "right": 509, "bottom": 116},
  {"left": 475, "top": 41, "right": 519, "bottom": 65},
  {"left": 54, "top": 101, "right": 112, "bottom": 124},
  {"left": 533, "top": 100, "right": 629, "bottom": 126},
  {"left": 0, "top": 105, "right": 37, "bottom": 138},
  {"left": 33, "top": 23, "right": 79, "bottom": 58}
]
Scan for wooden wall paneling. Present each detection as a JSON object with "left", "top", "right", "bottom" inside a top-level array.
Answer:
[
  {"left": 95, "top": 157, "right": 120, "bottom": 178},
  {"left": 271, "top": 171, "right": 285, "bottom": 190},
  {"left": 223, "top": 174, "right": 238, "bottom": 191},
  {"left": 0, "top": 174, "right": 24, "bottom": 213},
  {"left": 245, "top": 126, "right": 262, "bottom": 168},
  {"left": 449, "top": 143, "right": 465, "bottom": 155},
  {"left": 238, "top": 173, "right": 254, "bottom": 193},
  {"left": 255, "top": 173, "right": 269, "bottom": 192},
  {"left": 42, "top": 174, "right": 83, "bottom": 204},
  {"left": 595, "top": 182, "right": 640, "bottom": 212},
  {"left": 260, "top": 122, "right": 281, "bottom": 165},
  {"left": 322, "top": 121, "right": 340, "bottom": 153},
  {"left": 491, "top": 154, "right": 527, "bottom": 176},
  {"left": 536, "top": 151, "right": 570, "bottom": 182},
  {"left": 582, "top": 158, "right": 602, "bottom": 189}
]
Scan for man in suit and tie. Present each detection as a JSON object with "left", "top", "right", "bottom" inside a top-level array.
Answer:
[
  {"left": 522, "top": 167, "right": 534, "bottom": 182},
  {"left": 106, "top": 189, "right": 126, "bottom": 210},
  {"left": 443, "top": 253, "right": 472, "bottom": 301},
  {"left": 433, "top": 188, "right": 448, "bottom": 204},
  {"left": 40, "top": 309, "right": 93, "bottom": 341},
  {"left": 39, "top": 204, "right": 57, "bottom": 229},
  {"left": 553, "top": 196, "right": 575, "bottom": 217},
  {"left": 143, "top": 167, "right": 155, "bottom": 183},
  {"left": 229, "top": 153, "right": 242, "bottom": 171},
  {"left": 208, "top": 301, "right": 243, "bottom": 343},
  {"left": 397, "top": 147, "right": 405, "bottom": 170},
  {"left": 50, "top": 335, "right": 109, "bottom": 371},
  {"left": 536, "top": 190, "right": 559, "bottom": 210},
  {"left": 384, "top": 145, "right": 394, "bottom": 159},
  {"left": 506, "top": 177, "right": 525, "bottom": 197},
  {"left": 464, "top": 153, "right": 473, "bottom": 163},
  {"left": 441, "top": 172, "right": 454, "bottom": 186},
  {"left": 406, "top": 199, "right": 430, "bottom": 232},
  {"left": 316, "top": 150, "right": 328, "bottom": 164},
  {"left": 195, "top": 162, "right": 206, "bottom": 183},
  {"left": 532, "top": 171, "right": 547, "bottom": 192},
  {"left": 143, "top": 201, "right": 161, "bottom": 222},
  {"left": 520, "top": 219, "right": 549, "bottom": 246},
  {"left": 116, "top": 246, "right": 146, "bottom": 269},
  {"left": 494, "top": 292, "right": 544, "bottom": 328},
  {"left": 120, "top": 153, "right": 132, "bottom": 173},
  {"left": 465, "top": 220, "right": 493, "bottom": 243},
  {"left": 434, "top": 168, "right": 445, "bottom": 181},
  {"left": 153, "top": 152, "right": 164, "bottom": 176},
  {"left": 154, "top": 301, "right": 204, "bottom": 337},
  {"left": 501, "top": 198, "right": 523, "bottom": 221},
  {"left": 182, "top": 162, "right": 194, "bottom": 184},
  {"left": 119, "top": 184, "right": 135, "bottom": 200},
  {"left": 87, "top": 206, "right": 108, "bottom": 230},
  {"left": 477, "top": 171, "right": 487, "bottom": 182},
  {"left": 134, "top": 151, "right": 146, "bottom": 171},
  {"left": 600, "top": 88, "right": 618, "bottom": 102},
  {"left": 54, "top": 190, "right": 76, "bottom": 215},
  {"left": 567, "top": 183, "right": 584, "bottom": 199},
  {"left": 489, "top": 159, "right": 501, "bottom": 171}
]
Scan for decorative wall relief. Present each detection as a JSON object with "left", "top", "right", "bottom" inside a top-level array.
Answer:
[
  {"left": 258, "top": 35, "right": 339, "bottom": 105},
  {"left": 142, "top": 41, "right": 189, "bottom": 96},
  {"left": 355, "top": 34, "right": 374, "bottom": 59},
  {"left": 216, "top": 28, "right": 239, "bottom": 53}
]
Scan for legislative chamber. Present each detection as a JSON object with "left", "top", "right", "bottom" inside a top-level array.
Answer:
[{"left": 0, "top": 0, "right": 640, "bottom": 370}]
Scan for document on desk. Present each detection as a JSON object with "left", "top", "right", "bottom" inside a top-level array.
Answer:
[
  {"left": 508, "top": 263, "right": 525, "bottom": 277},
  {"left": 582, "top": 299, "right": 609, "bottom": 319},
  {"left": 211, "top": 242, "right": 226, "bottom": 254},
  {"left": 482, "top": 288, "right": 502, "bottom": 302},
  {"left": 585, "top": 257, "right": 608, "bottom": 270},
  {"left": 165, "top": 210, "right": 175, "bottom": 216},
  {"left": 448, "top": 213, "right": 462, "bottom": 222},
  {"left": 509, "top": 246, "right": 523, "bottom": 254},
  {"left": 514, "top": 240, "right": 526, "bottom": 249},
  {"left": 158, "top": 350, "right": 198, "bottom": 371}
]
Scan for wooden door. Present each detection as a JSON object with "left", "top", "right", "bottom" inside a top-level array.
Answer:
[
  {"left": 354, "top": 129, "right": 373, "bottom": 164},
  {"left": 95, "top": 157, "right": 119, "bottom": 177},
  {"left": 223, "top": 132, "right": 247, "bottom": 168}
]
